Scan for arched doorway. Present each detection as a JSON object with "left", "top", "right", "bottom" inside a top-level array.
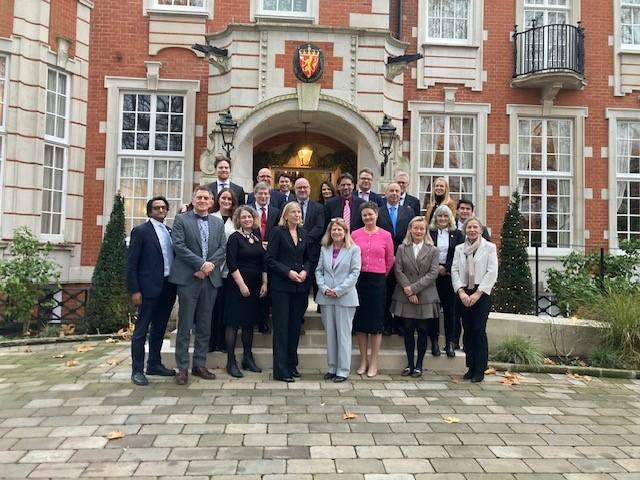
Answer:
[{"left": 230, "top": 94, "right": 382, "bottom": 193}]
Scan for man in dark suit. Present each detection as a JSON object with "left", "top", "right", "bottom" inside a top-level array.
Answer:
[
  {"left": 395, "top": 171, "right": 422, "bottom": 217},
  {"left": 353, "top": 168, "right": 384, "bottom": 207},
  {"left": 170, "top": 186, "right": 227, "bottom": 385},
  {"left": 456, "top": 198, "right": 491, "bottom": 240},
  {"left": 127, "top": 196, "right": 177, "bottom": 386},
  {"left": 325, "top": 172, "right": 365, "bottom": 233},
  {"left": 206, "top": 156, "right": 246, "bottom": 205},
  {"left": 247, "top": 167, "right": 286, "bottom": 209},
  {"left": 293, "top": 177, "right": 324, "bottom": 265},
  {"left": 377, "top": 182, "right": 414, "bottom": 336},
  {"left": 278, "top": 173, "right": 297, "bottom": 203}
]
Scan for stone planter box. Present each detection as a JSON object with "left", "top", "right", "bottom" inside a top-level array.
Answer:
[{"left": 487, "top": 312, "right": 602, "bottom": 358}]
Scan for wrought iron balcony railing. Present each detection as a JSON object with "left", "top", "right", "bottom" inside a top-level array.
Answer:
[{"left": 513, "top": 22, "right": 585, "bottom": 78}]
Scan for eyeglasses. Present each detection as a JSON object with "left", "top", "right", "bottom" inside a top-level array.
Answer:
[{"left": 151, "top": 205, "right": 168, "bottom": 211}]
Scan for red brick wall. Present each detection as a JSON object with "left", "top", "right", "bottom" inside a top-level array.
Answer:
[
  {"left": 82, "top": 1, "right": 210, "bottom": 266},
  {"left": 399, "top": 0, "right": 627, "bottom": 250},
  {"left": 276, "top": 41, "right": 343, "bottom": 89},
  {"left": 0, "top": 0, "right": 14, "bottom": 38},
  {"left": 49, "top": 0, "right": 77, "bottom": 58}
]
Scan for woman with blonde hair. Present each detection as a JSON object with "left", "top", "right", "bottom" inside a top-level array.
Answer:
[
  {"left": 391, "top": 217, "right": 440, "bottom": 377},
  {"left": 452, "top": 217, "right": 498, "bottom": 383},
  {"left": 315, "top": 218, "right": 361, "bottom": 382},
  {"left": 265, "top": 202, "right": 312, "bottom": 382},
  {"left": 423, "top": 177, "right": 457, "bottom": 224}
]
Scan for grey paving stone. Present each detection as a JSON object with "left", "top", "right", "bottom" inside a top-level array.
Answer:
[
  {"left": 382, "top": 459, "right": 433, "bottom": 473},
  {"left": 216, "top": 447, "right": 264, "bottom": 459},
  {"left": 11, "top": 437, "right": 64, "bottom": 450},
  {"left": 153, "top": 434, "right": 200, "bottom": 447},
  {"left": 522, "top": 459, "right": 580, "bottom": 473},
  {"left": 69, "top": 448, "right": 122, "bottom": 463},
  {"left": 185, "top": 460, "right": 238, "bottom": 475},
  {"left": 445, "top": 445, "right": 495, "bottom": 458},
  {"left": 430, "top": 458, "right": 483, "bottom": 473},
  {"left": 0, "top": 463, "right": 37, "bottom": 478},
  {"left": 489, "top": 446, "right": 540, "bottom": 458},
  {"left": 135, "top": 460, "right": 189, "bottom": 476},
  {"left": 310, "top": 446, "right": 357, "bottom": 458},
  {"left": 0, "top": 450, "right": 26, "bottom": 463},
  {"left": 78, "top": 461, "right": 141, "bottom": 477},
  {"left": 288, "top": 433, "right": 331, "bottom": 446},
  {"left": 355, "top": 446, "right": 403, "bottom": 458},
  {"left": 119, "top": 447, "right": 171, "bottom": 461},
  {"left": 569, "top": 459, "right": 628, "bottom": 473},
  {"left": 59, "top": 435, "right": 109, "bottom": 449},
  {"left": 237, "top": 459, "right": 286, "bottom": 474},
  {"left": 18, "top": 449, "right": 74, "bottom": 463},
  {"left": 615, "top": 458, "right": 640, "bottom": 471},
  {"left": 335, "top": 459, "right": 385, "bottom": 474},
  {"left": 264, "top": 446, "right": 310, "bottom": 459},
  {"left": 477, "top": 459, "right": 532, "bottom": 473},
  {"left": 28, "top": 462, "right": 88, "bottom": 478},
  {"left": 372, "top": 433, "right": 417, "bottom": 446},
  {"left": 167, "top": 446, "right": 218, "bottom": 460},
  {"left": 287, "top": 459, "right": 335, "bottom": 473}
]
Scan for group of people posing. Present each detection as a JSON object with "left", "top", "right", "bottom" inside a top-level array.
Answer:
[{"left": 127, "top": 157, "right": 498, "bottom": 387}]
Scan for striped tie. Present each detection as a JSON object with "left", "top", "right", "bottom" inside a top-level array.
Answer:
[{"left": 343, "top": 200, "right": 351, "bottom": 228}]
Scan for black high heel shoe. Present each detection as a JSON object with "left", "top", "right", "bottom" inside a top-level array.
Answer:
[
  {"left": 226, "top": 361, "right": 243, "bottom": 378},
  {"left": 241, "top": 353, "right": 262, "bottom": 373}
]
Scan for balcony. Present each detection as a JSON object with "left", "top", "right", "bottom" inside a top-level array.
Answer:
[{"left": 512, "top": 22, "right": 586, "bottom": 101}]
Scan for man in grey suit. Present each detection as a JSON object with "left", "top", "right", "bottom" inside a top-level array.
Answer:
[{"left": 170, "top": 186, "right": 227, "bottom": 385}]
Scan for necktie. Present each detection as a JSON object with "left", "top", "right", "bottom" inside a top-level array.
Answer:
[
  {"left": 220, "top": 182, "right": 227, "bottom": 190},
  {"left": 161, "top": 224, "right": 173, "bottom": 273},
  {"left": 197, "top": 216, "right": 209, "bottom": 260},
  {"left": 343, "top": 200, "right": 351, "bottom": 227},
  {"left": 359, "top": 191, "right": 366, "bottom": 200},
  {"left": 301, "top": 201, "right": 306, "bottom": 221},
  {"left": 390, "top": 206, "right": 397, "bottom": 234},
  {"left": 260, "top": 207, "right": 267, "bottom": 241}
]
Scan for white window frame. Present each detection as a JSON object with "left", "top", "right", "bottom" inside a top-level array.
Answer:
[
  {"left": 145, "top": 0, "right": 210, "bottom": 16},
  {"left": 408, "top": 101, "right": 490, "bottom": 222},
  {"left": 103, "top": 75, "right": 199, "bottom": 238},
  {"left": 620, "top": 0, "right": 640, "bottom": 50},
  {"left": 41, "top": 68, "right": 70, "bottom": 241},
  {"left": 605, "top": 108, "right": 640, "bottom": 249},
  {"left": 516, "top": 0, "right": 580, "bottom": 28},
  {"left": 252, "top": 0, "right": 317, "bottom": 22},
  {"left": 425, "top": 0, "right": 472, "bottom": 46},
  {"left": 507, "top": 104, "right": 587, "bottom": 258},
  {"left": 117, "top": 92, "right": 186, "bottom": 233}
]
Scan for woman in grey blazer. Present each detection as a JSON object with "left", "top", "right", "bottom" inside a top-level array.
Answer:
[
  {"left": 391, "top": 216, "right": 440, "bottom": 377},
  {"left": 315, "top": 218, "right": 361, "bottom": 382},
  {"left": 452, "top": 217, "right": 498, "bottom": 383}
]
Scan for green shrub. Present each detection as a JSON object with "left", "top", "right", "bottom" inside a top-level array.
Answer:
[
  {"left": 85, "top": 193, "right": 133, "bottom": 334},
  {"left": 491, "top": 336, "right": 544, "bottom": 365},
  {"left": 589, "top": 346, "right": 620, "bottom": 369},
  {"left": 589, "top": 290, "right": 640, "bottom": 369}
]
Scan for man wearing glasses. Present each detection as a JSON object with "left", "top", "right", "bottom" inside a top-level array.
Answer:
[
  {"left": 353, "top": 168, "right": 384, "bottom": 207},
  {"left": 127, "top": 196, "right": 177, "bottom": 386}
]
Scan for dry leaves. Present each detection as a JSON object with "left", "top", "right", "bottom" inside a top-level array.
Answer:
[
  {"left": 342, "top": 411, "right": 357, "bottom": 420},
  {"left": 76, "top": 344, "right": 96, "bottom": 353},
  {"left": 105, "top": 359, "right": 120, "bottom": 366},
  {"left": 444, "top": 416, "right": 460, "bottom": 424},
  {"left": 64, "top": 360, "right": 79, "bottom": 367},
  {"left": 60, "top": 324, "right": 76, "bottom": 337},
  {"left": 566, "top": 372, "right": 592, "bottom": 382},
  {"left": 106, "top": 430, "right": 125, "bottom": 440},
  {"left": 104, "top": 338, "right": 119, "bottom": 344},
  {"left": 52, "top": 354, "right": 65, "bottom": 359},
  {"left": 23, "top": 347, "right": 32, "bottom": 353},
  {"left": 450, "top": 378, "right": 460, "bottom": 384},
  {"left": 501, "top": 371, "right": 523, "bottom": 385},
  {"left": 543, "top": 357, "right": 556, "bottom": 365},
  {"left": 484, "top": 367, "right": 496, "bottom": 375},
  {"left": 115, "top": 328, "right": 132, "bottom": 341}
]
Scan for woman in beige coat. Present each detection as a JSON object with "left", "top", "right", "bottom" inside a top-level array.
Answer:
[{"left": 391, "top": 216, "right": 440, "bottom": 377}]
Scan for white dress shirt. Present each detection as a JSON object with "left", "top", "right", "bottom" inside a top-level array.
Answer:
[
  {"left": 412, "top": 241, "right": 424, "bottom": 258},
  {"left": 149, "top": 217, "right": 172, "bottom": 277},
  {"left": 436, "top": 229, "right": 449, "bottom": 264}
]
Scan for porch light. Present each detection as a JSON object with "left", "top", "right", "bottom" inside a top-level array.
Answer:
[
  {"left": 297, "top": 122, "right": 313, "bottom": 167},
  {"left": 377, "top": 114, "right": 396, "bottom": 176},
  {"left": 216, "top": 109, "right": 238, "bottom": 158}
]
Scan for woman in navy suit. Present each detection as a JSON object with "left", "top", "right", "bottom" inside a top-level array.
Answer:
[
  {"left": 315, "top": 218, "right": 361, "bottom": 382},
  {"left": 265, "top": 202, "right": 312, "bottom": 382},
  {"left": 429, "top": 205, "right": 464, "bottom": 357},
  {"left": 452, "top": 217, "right": 498, "bottom": 383}
]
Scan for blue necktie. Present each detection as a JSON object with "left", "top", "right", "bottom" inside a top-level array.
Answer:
[
  {"left": 161, "top": 224, "right": 173, "bottom": 273},
  {"left": 390, "top": 206, "right": 397, "bottom": 234},
  {"left": 197, "top": 216, "right": 209, "bottom": 260}
]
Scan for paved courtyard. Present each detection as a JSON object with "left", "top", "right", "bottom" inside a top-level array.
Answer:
[{"left": 0, "top": 341, "right": 640, "bottom": 479}]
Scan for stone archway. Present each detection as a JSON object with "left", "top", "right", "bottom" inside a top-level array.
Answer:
[{"left": 229, "top": 94, "right": 383, "bottom": 190}]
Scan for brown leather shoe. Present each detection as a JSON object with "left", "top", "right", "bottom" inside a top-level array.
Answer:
[
  {"left": 175, "top": 369, "right": 188, "bottom": 385},
  {"left": 191, "top": 367, "right": 216, "bottom": 380}
]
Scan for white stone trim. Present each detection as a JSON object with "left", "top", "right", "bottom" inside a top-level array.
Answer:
[
  {"left": 605, "top": 107, "right": 640, "bottom": 249},
  {"left": 506, "top": 103, "right": 588, "bottom": 256},
  {"left": 407, "top": 100, "right": 491, "bottom": 221},
  {"left": 251, "top": 0, "right": 319, "bottom": 24},
  {"left": 103, "top": 76, "right": 200, "bottom": 231}
]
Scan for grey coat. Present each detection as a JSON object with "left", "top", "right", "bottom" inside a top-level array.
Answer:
[
  {"left": 169, "top": 210, "right": 226, "bottom": 288},
  {"left": 315, "top": 244, "right": 361, "bottom": 307},
  {"left": 391, "top": 243, "right": 440, "bottom": 319}
]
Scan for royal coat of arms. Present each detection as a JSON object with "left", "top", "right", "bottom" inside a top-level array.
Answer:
[{"left": 293, "top": 44, "right": 324, "bottom": 83}]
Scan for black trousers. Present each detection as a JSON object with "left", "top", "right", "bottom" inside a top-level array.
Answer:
[
  {"left": 209, "top": 278, "right": 229, "bottom": 351},
  {"left": 436, "top": 274, "right": 459, "bottom": 343},
  {"left": 131, "top": 278, "right": 176, "bottom": 373},
  {"left": 457, "top": 287, "right": 491, "bottom": 376},
  {"left": 271, "top": 290, "right": 308, "bottom": 378}
]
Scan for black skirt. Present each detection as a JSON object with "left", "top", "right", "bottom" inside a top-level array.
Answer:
[{"left": 353, "top": 272, "right": 386, "bottom": 334}]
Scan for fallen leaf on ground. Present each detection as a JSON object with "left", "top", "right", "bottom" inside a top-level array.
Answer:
[
  {"left": 76, "top": 344, "right": 96, "bottom": 353},
  {"left": 64, "top": 360, "right": 79, "bottom": 367},
  {"left": 484, "top": 367, "right": 496, "bottom": 375},
  {"left": 501, "top": 371, "right": 523, "bottom": 385},
  {"left": 566, "top": 372, "right": 592, "bottom": 382},
  {"left": 450, "top": 378, "right": 460, "bottom": 384},
  {"left": 106, "top": 359, "right": 120, "bottom": 366},
  {"left": 543, "top": 357, "right": 556, "bottom": 365},
  {"left": 24, "top": 347, "right": 32, "bottom": 353},
  {"left": 61, "top": 324, "right": 75, "bottom": 336},
  {"left": 115, "top": 327, "right": 132, "bottom": 341},
  {"left": 342, "top": 411, "right": 357, "bottom": 420},
  {"left": 105, "top": 338, "right": 118, "bottom": 343},
  {"left": 444, "top": 416, "right": 460, "bottom": 424},
  {"left": 106, "top": 431, "right": 125, "bottom": 440},
  {"left": 52, "top": 354, "right": 65, "bottom": 359}
]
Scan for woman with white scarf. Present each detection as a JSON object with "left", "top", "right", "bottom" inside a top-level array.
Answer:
[{"left": 451, "top": 217, "right": 498, "bottom": 383}]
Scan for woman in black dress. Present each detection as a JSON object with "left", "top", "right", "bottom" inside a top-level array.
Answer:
[{"left": 224, "top": 205, "right": 268, "bottom": 377}]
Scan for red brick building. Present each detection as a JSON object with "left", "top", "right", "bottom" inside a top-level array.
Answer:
[{"left": 1, "top": 1, "right": 639, "bottom": 284}]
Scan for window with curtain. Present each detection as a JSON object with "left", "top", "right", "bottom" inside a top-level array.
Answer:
[
  {"left": 152, "top": 0, "right": 206, "bottom": 11},
  {"left": 118, "top": 93, "right": 184, "bottom": 234},
  {"left": 517, "top": 118, "right": 573, "bottom": 249},
  {"left": 417, "top": 114, "right": 475, "bottom": 204},
  {"left": 616, "top": 121, "right": 640, "bottom": 240},
  {"left": 261, "top": 0, "right": 309, "bottom": 15},
  {"left": 42, "top": 69, "right": 69, "bottom": 238},
  {"left": 622, "top": 0, "right": 640, "bottom": 46},
  {"left": 426, "top": 0, "right": 470, "bottom": 42},
  {"left": 522, "top": 0, "right": 571, "bottom": 71}
]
